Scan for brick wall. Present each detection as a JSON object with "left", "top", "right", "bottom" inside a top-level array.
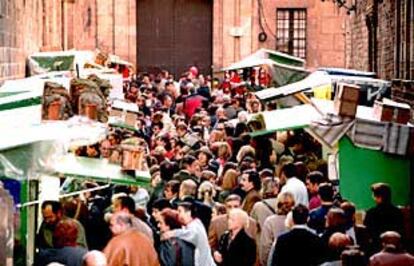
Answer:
[
  {"left": 213, "top": 0, "right": 347, "bottom": 70},
  {"left": 0, "top": 0, "right": 136, "bottom": 84},
  {"left": 344, "top": 0, "right": 370, "bottom": 72},
  {"left": 376, "top": 1, "right": 396, "bottom": 80},
  {"left": 345, "top": 0, "right": 413, "bottom": 81}
]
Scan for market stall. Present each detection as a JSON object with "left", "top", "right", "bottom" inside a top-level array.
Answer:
[
  {"left": 221, "top": 48, "right": 309, "bottom": 88},
  {"left": 256, "top": 68, "right": 391, "bottom": 106},
  {"left": 245, "top": 98, "right": 413, "bottom": 211},
  {"left": 0, "top": 119, "right": 150, "bottom": 265},
  {"left": 0, "top": 72, "right": 149, "bottom": 265}
]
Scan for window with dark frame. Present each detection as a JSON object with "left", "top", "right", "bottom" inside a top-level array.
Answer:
[{"left": 276, "top": 8, "right": 307, "bottom": 59}]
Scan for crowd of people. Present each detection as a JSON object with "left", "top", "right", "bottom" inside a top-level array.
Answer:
[{"left": 34, "top": 67, "right": 414, "bottom": 266}]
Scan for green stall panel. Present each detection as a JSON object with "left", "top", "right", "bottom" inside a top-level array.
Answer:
[{"left": 338, "top": 136, "right": 411, "bottom": 210}]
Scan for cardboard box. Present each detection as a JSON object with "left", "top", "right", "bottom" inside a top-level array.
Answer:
[
  {"left": 333, "top": 83, "right": 360, "bottom": 118},
  {"left": 373, "top": 98, "right": 411, "bottom": 124},
  {"left": 338, "top": 84, "right": 360, "bottom": 102},
  {"left": 334, "top": 100, "right": 358, "bottom": 118}
]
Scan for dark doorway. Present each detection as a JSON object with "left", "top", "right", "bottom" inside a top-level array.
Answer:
[
  {"left": 137, "top": 0, "right": 213, "bottom": 78},
  {"left": 137, "top": 0, "right": 213, "bottom": 77}
]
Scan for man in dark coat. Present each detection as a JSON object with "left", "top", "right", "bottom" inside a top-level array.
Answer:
[
  {"left": 208, "top": 194, "right": 257, "bottom": 253},
  {"left": 364, "top": 183, "right": 404, "bottom": 254},
  {"left": 271, "top": 204, "right": 324, "bottom": 266},
  {"left": 214, "top": 209, "right": 256, "bottom": 266}
]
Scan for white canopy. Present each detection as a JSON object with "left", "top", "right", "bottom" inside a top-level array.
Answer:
[{"left": 255, "top": 70, "right": 331, "bottom": 101}]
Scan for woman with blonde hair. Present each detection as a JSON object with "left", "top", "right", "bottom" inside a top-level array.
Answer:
[
  {"left": 259, "top": 192, "right": 295, "bottom": 266},
  {"left": 236, "top": 145, "right": 255, "bottom": 163},
  {"left": 219, "top": 169, "right": 239, "bottom": 201},
  {"left": 197, "top": 181, "right": 216, "bottom": 208},
  {"left": 216, "top": 141, "right": 232, "bottom": 174},
  {"left": 208, "top": 129, "right": 226, "bottom": 147}
]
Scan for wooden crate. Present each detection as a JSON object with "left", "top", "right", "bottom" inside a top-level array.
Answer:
[
  {"left": 333, "top": 83, "right": 360, "bottom": 118},
  {"left": 373, "top": 98, "right": 410, "bottom": 124}
]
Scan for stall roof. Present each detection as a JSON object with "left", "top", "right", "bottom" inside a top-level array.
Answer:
[
  {"left": 255, "top": 71, "right": 330, "bottom": 101},
  {"left": 0, "top": 105, "right": 41, "bottom": 132},
  {"left": 222, "top": 49, "right": 305, "bottom": 71},
  {"left": 0, "top": 119, "right": 107, "bottom": 151},
  {"left": 317, "top": 68, "right": 376, "bottom": 78},
  {"left": 248, "top": 99, "right": 376, "bottom": 137},
  {"left": 249, "top": 104, "right": 321, "bottom": 137},
  {"left": 28, "top": 50, "right": 95, "bottom": 76},
  {"left": 0, "top": 76, "right": 44, "bottom": 112},
  {"left": 111, "top": 100, "right": 139, "bottom": 113},
  {"left": 52, "top": 154, "right": 150, "bottom": 187},
  {"left": 108, "top": 55, "right": 133, "bottom": 66},
  {"left": 221, "top": 49, "right": 309, "bottom": 87},
  {"left": 255, "top": 69, "right": 391, "bottom": 103}
]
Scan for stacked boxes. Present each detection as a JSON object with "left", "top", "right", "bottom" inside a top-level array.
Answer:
[
  {"left": 391, "top": 79, "right": 414, "bottom": 123},
  {"left": 373, "top": 98, "right": 411, "bottom": 124},
  {"left": 333, "top": 83, "right": 360, "bottom": 118}
]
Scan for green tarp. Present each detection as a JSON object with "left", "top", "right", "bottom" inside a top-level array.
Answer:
[
  {"left": 221, "top": 48, "right": 309, "bottom": 87},
  {"left": 53, "top": 154, "right": 150, "bottom": 187}
]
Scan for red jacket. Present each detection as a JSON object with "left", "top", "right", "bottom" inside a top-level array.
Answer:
[{"left": 183, "top": 94, "right": 205, "bottom": 118}]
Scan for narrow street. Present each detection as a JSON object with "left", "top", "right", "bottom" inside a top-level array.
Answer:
[{"left": 0, "top": 1, "right": 413, "bottom": 266}]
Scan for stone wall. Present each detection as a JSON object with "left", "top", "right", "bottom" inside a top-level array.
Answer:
[
  {"left": 0, "top": 0, "right": 50, "bottom": 82},
  {"left": 0, "top": 0, "right": 136, "bottom": 84}
]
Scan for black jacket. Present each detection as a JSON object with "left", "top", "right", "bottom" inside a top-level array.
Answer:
[
  {"left": 364, "top": 203, "right": 404, "bottom": 253},
  {"left": 159, "top": 238, "right": 195, "bottom": 266},
  {"left": 218, "top": 229, "right": 256, "bottom": 266},
  {"left": 271, "top": 227, "right": 324, "bottom": 266}
]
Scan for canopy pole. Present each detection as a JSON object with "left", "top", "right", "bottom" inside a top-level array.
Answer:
[
  {"left": 16, "top": 184, "right": 111, "bottom": 209},
  {"left": 294, "top": 92, "right": 324, "bottom": 115}
]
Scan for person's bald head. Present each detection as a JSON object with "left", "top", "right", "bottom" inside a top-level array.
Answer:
[
  {"left": 83, "top": 250, "right": 107, "bottom": 266},
  {"left": 380, "top": 231, "right": 402, "bottom": 251},
  {"left": 328, "top": 233, "right": 353, "bottom": 260},
  {"left": 329, "top": 232, "right": 353, "bottom": 251},
  {"left": 109, "top": 212, "right": 133, "bottom": 235}
]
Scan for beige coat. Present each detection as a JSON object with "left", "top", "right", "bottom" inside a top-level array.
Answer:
[
  {"left": 104, "top": 229, "right": 159, "bottom": 266},
  {"left": 242, "top": 189, "right": 262, "bottom": 215}
]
